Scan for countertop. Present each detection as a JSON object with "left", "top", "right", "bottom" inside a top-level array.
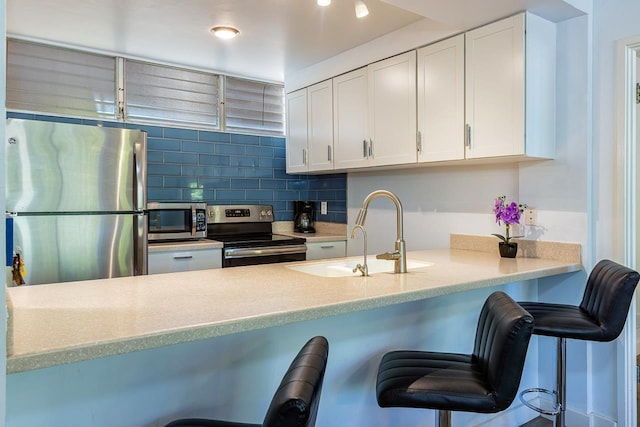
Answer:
[
  {"left": 6, "top": 235, "right": 581, "bottom": 374},
  {"left": 148, "top": 239, "right": 223, "bottom": 252},
  {"left": 272, "top": 221, "right": 347, "bottom": 243}
]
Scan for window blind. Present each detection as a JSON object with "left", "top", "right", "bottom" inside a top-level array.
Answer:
[
  {"left": 6, "top": 40, "right": 117, "bottom": 119},
  {"left": 225, "top": 77, "right": 285, "bottom": 136},
  {"left": 124, "top": 60, "right": 219, "bottom": 128}
]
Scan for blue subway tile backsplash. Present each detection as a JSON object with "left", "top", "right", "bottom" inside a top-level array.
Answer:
[{"left": 8, "top": 112, "right": 348, "bottom": 223}]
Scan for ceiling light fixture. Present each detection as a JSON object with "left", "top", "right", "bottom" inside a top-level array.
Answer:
[
  {"left": 354, "top": 0, "right": 369, "bottom": 18},
  {"left": 317, "top": 0, "right": 331, "bottom": 6},
  {"left": 210, "top": 26, "right": 240, "bottom": 40}
]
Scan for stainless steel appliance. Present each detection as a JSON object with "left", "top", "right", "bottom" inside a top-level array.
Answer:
[
  {"left": 294, "top": 201, "right": 316, "bottom": 233},
  {"left": 207, "top": 205, "right": 306, "bottom": 267},
  {"left": 5, "top": 118, "right": 148, "bottom": 285},
  {"left": 147, "top": 202, "right": 207, "bottom": 242}
]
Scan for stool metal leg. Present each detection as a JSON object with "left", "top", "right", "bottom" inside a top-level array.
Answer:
[
  {"left": 556, "top": 337, "right": 566, "bottom": 427},
  {"left": 437, "top": 410, "right": 451, "bottom": 427}
]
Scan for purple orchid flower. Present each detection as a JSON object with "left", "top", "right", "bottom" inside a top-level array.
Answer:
[{"left": 492, "top": 196, "right": 527, "bottom": 244}]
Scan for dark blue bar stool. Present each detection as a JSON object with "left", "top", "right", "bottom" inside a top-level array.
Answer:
[
  {"left": 376, "top": 291, "right": 534, "bottom": 427},
  {"left": 519, "top": 259, "right": 639, "bottom": 426},
  {"left": 164, "top": 336, "right": 329, "bottom": 427}
]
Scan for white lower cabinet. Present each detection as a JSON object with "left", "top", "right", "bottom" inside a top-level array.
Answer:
[
  {"left": 306, "top": 241, "right": 347, "bottom": 261},
  {"left": 148, "top": 247, "right": 222, "bottom": 274}
]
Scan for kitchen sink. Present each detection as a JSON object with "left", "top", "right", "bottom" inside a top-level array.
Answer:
[{"left": 287, "top": 257, "right": 433, "bottom": 277}]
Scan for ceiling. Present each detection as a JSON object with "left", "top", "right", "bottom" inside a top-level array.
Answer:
[{"left": 6, "top": 0, "right": 585, "bottom": 83}]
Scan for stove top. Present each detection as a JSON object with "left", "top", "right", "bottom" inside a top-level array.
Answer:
[{"left": 205, "top": 204, "right": 305, "bottom": 248}]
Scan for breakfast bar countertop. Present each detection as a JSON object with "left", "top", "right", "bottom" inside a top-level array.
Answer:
[{"left": 6, "top": 235, "right": 582, "bottom": 374}]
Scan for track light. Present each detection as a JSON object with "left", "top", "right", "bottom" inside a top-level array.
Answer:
[
  {"left": 317, "top": 0, "right": 331, "bottom": 6},
  {"left": 354, "top": 0, "right": 369, "bottom": 18}
]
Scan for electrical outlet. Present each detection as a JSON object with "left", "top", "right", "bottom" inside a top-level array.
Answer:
[
  {"left": 321, "top": 201, "right": 328, "bottom": 215},
  {"left": 524, "top": 208, "right": 537, "bottom": 226}
]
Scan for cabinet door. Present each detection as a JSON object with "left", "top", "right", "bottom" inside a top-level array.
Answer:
[
  {"left": 417, "top": 34, "right": 465, "bottom": 163},
  {"left": 465, "top": 14, "right": 524, "bottom": 159},
  {"left": 368, "top": 51, "right": 417, "bottom": 166},
  {"left": 149, "top": 248, "right": 222, "bottom": 274},
  {"left": 307, "top": 80, "right": 334, "bottom": 171},
  {"left": 306, "top": 241, "right": 347, "bottom": 260},
  {"left": 333, "top": 68, "right": 369, "bottom": 170},
  {"left": 285, "top": 89, "right": 308, "bottom": 173}
]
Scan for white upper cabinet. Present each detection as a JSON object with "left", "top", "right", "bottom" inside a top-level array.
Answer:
[
  {"left": 286, "top": 80, "right": 334, "bottom": 173},
  {"left": 465, "top": 13, "right": 556, "bottom": 160},
  {"left": 285, "top": 89, "right": 308, "bottom": 173},
  {"left": 307, "top": 80, "right": 334, "bottom": 171},
  {"left": 333, "top": 67, "right": 369, "bottom": 170},
  {"left": 367, "top": 51, "right": 417, "bottom": 167},
  {"left": 333, "top": 51, "right": 417, "bottom": 170},
  {"left": 287, "top": 12, "right": 555, "bottom": 172},
  {"left": 417, "top": 34, "right": 465, "bottom": 163}
]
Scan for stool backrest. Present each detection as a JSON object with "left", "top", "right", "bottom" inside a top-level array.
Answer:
[
  {"left": 262, "top": 336, "right": 329, "bottom": 427},
  {"left": 473, "top": 291, "right": 534, "bottom": 411},
  {"left": 579, "top": 259, "right": 640, "bottom": 342}
]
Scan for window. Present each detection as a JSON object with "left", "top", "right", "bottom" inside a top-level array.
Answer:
[
  {"left": 6, "top": 39, "right": 285, "bottom": 136},
  {"left": 124, "top": 60, "right": 219, "bottom": 129},
  {"left": 7, "top": 40, "right": 116, "bottom": 119},
  {"left": 225, "top": 77, "right": 285, "bottom": 136}
]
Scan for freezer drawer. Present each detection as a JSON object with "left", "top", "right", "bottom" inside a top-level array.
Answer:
[{"left": 11, "top": 213, "right": 146, "bottom": 285}]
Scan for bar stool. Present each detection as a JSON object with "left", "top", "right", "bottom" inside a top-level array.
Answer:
[
  {"left": 376, "top": 291, "right": 534, "bottom": 427},
  {"left": 519, "top": 259, "right": 639, "bottom": 427},
  {"left": 164, "top": 336, "right": 329, "bottom": 427}
]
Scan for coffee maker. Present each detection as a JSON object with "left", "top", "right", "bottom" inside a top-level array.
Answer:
[{"left": 294, "top": 201, "right": 316, "bottom": 233}]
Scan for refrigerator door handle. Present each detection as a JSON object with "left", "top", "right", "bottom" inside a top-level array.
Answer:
[
  {"left": 134, "top": 212, "right": 148, "bottom": 275},
  {"left": 134, "top": 136, "right": 148, "bottom": 211}
]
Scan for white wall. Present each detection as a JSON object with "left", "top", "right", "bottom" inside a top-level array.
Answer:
[
  {"left": 346, "top": 164, "right": 519, "bottom": 255},
  {"left": 593, "top": 0, "right": 640, "bottom": 260}
]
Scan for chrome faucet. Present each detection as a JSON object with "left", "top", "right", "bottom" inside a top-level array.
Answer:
[
  {"left": 350, "top": 224, "right": 368, "bottom": 276},
  {"left": 355, "top": 190, "right": 407, "bottom": 273}
]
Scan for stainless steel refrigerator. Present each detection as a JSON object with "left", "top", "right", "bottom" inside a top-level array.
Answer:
[{"left": 5, "top": 118, "right": 148, "bottom": 285}]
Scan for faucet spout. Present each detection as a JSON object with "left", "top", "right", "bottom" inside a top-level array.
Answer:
[
  {"left": 355, "top": 190, "right": 407, "bottom": 273},
  {"left": 350, "top": 224, "right": 368, "bottom": 276}
]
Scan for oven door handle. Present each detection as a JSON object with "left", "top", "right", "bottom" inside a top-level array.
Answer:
[{"left": 224, "top": 245, "right": 307, "bottom": 259}]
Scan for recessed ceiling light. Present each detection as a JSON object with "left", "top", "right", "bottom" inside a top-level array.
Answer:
[
  {"left": 210, "top": 26, "right": 240, "bottom": 40},
  {"left": 317, "top": 0, "right": 331, "bottom": 6},
  {"left": 354, "top": 0, "right": 369, "bottom": 18}
]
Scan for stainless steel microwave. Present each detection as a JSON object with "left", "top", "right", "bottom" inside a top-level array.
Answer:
[{"left": 147, "top": 202, "right": 207, "bottom": 242}]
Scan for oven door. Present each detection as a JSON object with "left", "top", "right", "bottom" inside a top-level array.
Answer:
[{"left": 223, "top": 244, "right": 307, "bottom": 267}]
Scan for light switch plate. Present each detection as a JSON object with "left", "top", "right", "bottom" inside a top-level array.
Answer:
[{"left": 321, "top": 201, "right": 327, "bottom": 215}]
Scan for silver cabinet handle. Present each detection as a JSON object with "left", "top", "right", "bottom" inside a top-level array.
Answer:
[
  {"left": 362, "top": 139, "right": 367, "bottom": 158},
  {"left": 417, "top": 131, "right": 422, "bottom": 153},
  {"left": 302, "top": 148, "right": 307, "bottom": 165},
  {"left": 173, "top": 255, "right": 193, "bottom": 260},
  {"left": 465, "top": 124, "right": 471, "bottom": 148},
  {"left": 320, "top": 245, "right": 335, "bottom": 249},
  {"left": 328, "top": 145, "right": 332, "bottom": 161},
  {"left": 369, "top": 139, "right": 373, "bottom": 157}
]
